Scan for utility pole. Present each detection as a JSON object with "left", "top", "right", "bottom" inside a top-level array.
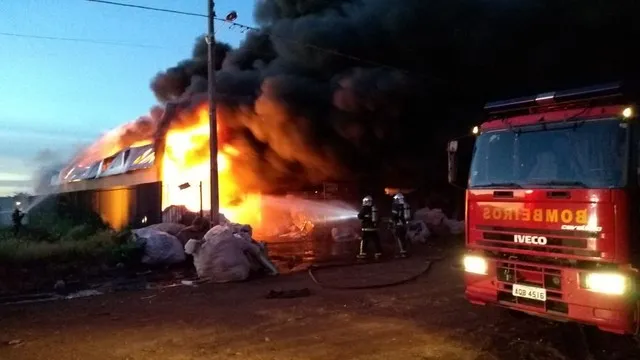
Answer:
[
  {"left": 207, "top": 0, "right": 220, "bottom": 226},
  {"left": 199, "top": 181, "right": 204, "bottom": 219}
]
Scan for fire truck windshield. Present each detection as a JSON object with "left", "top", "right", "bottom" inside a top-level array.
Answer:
[{"left": 469, "top": 118, "right": 628, "bottom": 189}]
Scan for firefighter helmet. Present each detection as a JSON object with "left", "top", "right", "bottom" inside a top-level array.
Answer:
[
  {"left": 362, "top": 195, "right": 373, "bottom": 206},
  {"left": 393, "top": 193, "right": 405, "bottom": 204}
]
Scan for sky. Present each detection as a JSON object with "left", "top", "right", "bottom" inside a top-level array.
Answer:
[{"left": 0, "top": 0, "right": 256, "bottom": 196}]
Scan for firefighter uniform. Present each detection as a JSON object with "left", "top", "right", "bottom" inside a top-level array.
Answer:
[
  {"left": 391, "top": 193, "right": 411, "bottom": 257},
  {"left": 357, "top": 196, "right": 382, "bottom": 260},
  {"left": 12, "top": 208, "right": 24, "bottom": 237}
]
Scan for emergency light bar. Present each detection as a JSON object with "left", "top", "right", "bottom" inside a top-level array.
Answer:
[{"left": 484, "top": 81, "right": 623, "bottom": 114}]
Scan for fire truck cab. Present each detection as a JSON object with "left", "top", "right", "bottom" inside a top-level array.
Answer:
[{"left": 447, "top": 82, "right": 640, "bottom": 334}]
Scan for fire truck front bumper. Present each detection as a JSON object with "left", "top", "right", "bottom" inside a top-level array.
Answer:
[{"left": 462, "top": 257, "right": 637, "bottom": 335}]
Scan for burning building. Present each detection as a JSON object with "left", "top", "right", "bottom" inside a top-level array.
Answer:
[
  {"left": 48, "top": 93, "right": 266, "bottom": 233},
  {"left": 50, "top": 141, "right": 161, "bottom": 231}
]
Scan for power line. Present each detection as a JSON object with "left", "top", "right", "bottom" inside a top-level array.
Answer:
[
  {"left": 0, "top": 31, "right": 166, "bottom": 49},
  {"left": 86, "top": 0, "right": 206, "bottom": 18},
  {"left": 84, "top": 0, "right": 428, "bottom": 79}
]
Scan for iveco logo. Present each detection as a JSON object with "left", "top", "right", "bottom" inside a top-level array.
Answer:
[{"left": 514, "top": 234, "right": 548, "bottom": 245}]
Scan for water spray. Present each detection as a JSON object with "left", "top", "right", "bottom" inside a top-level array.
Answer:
[
  {"left": 22, "top": 193, "right": 53, "bottom": 214},
  {"left": 317, "top": 211, "right": 359, "bottom": 222},
  {"left": 261, "top": 195, "right": 359, "bottom": 224}
]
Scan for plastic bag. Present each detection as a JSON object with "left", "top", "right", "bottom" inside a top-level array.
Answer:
[
  {"left": 185, "top": 224, "right": 278, "bottom": 283},
  {"left": 133, "top": 228, "right": 186, "bottom": 265}
]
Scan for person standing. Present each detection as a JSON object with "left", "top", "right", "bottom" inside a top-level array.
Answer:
[
  {"left": 357, "top": 195, "right": 382, "bottom": 260},
  {"left": 12, "top": 208, "right": 25, "bottom": 237},
  {"left": 391, "top": 193, "right": 411, "bottom": 257}
]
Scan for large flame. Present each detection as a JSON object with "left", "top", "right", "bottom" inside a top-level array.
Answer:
[{"left": 160, "top": 104, "right": 263, "bottom": 230}]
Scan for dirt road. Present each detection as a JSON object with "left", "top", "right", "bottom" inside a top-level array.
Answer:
[{"left": 1, "top": 252, "right": 639, "bottom": 360}]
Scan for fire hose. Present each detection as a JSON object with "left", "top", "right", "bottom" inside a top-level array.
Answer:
[{"left": 307, "top": 256, "right": 445, "bottom": 290}]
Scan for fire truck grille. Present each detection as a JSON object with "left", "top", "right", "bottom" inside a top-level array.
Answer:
[
  {"left": 495, "top": 260, "right": 569, "bottom": 315},
  {"left": 476, "top": 225, "right": 601, "bottom": 258}
]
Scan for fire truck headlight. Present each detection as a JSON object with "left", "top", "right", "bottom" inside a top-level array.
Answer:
[
  {"left": 582, "top": 272, "right": 629, "bottom": 295},
  {"left": 463, "top": 255, "right": 488, "bottom": 275}
]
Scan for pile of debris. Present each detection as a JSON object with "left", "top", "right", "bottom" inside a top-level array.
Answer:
[
  {"left": 407, "top": 207, "right": 465, "bottom": 244},
  {"left": 132, "top": 215, "right": 279, "bottom": 283}
]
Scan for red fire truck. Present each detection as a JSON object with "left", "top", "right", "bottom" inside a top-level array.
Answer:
[{"left": 447, "top": 82, "right": 640, "bottom": 334}]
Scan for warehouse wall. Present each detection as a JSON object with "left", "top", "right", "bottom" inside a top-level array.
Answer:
[{"left": 60, "top": 182, "right": 162, "bottom": 230}]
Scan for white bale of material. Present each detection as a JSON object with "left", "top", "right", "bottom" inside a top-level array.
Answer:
[
  {"left": 185, "top": 224, "right": 278, "bottom": 283},
  {"left": 413, "top": 207, "right": 465, "bottom": 236},
  {"left": 414, "top": 207, "right": 447, "bottom": 227},
  {"left": 444, "top": 218, "right": 465, "bottom": 235},
  {"left": 133, "top": 228, "right": 186, "bottom": 265},
  {"left": 143, "top": 223, "right": 187, "bottom": 236},
  {"left": 407, "top": 220, "right": 431, "bottom": 244}
]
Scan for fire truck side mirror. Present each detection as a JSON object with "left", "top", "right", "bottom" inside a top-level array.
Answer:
[{"left": 447, "top": 140, "right": 458, "bottom": 185}]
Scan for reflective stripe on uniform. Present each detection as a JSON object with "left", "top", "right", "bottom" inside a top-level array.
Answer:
[{"left": 362, "top": 228, "right": 377, "bottom": 231}]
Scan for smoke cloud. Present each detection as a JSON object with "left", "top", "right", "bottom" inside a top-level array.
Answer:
[
  {"left": 33, "top": 149, "right": 66, "bottom": 194},
  {"left": 151, "top": 0, "right": 639, "bottom": 192}
]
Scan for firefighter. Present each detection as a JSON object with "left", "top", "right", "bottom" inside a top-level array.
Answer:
[
  {"left": 391, "top": 193, "right": 411, "bottom": 257},
  {"left": 357, "top": 195, "right": 382, "bottom": 260},
  {"left": 12, "top": 208, "right": 25, "bottom": 237}
]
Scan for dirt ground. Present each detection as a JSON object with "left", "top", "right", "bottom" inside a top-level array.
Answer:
[{"left": 1, "top": 243, "right": 640, "bottom": 360}]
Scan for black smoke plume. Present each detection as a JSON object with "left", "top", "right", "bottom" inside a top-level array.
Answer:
[{"left": 150, "top": 0, "right": 640, "bottom": 193}]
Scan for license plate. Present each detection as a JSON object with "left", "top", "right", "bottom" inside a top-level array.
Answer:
[{"left": 512, "top": 284, "right": 547, "bottom": 301}]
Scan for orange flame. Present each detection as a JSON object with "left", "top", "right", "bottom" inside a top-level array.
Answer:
[{"left": 160, "top": 104, "right": 263, "bottom": 230}]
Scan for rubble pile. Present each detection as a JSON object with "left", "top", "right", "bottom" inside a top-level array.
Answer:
[{"left": 254, "top": 205, "right": 316, "bottom": 240}]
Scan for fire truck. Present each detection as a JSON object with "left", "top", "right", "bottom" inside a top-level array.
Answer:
[{"left": 447, "top": 82, "right": 640, "bottom": 334}]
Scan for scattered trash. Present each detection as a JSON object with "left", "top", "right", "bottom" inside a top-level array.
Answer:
[
  {"left": 265, "top": 288, "right": 312, "bottom": 299},
  {"left": 146, "top": 278, "right": 205, "bottom": 290},
  {"left": 65, "top": 289, "right": 102, "bottom": 300},
  {"left": 6, "top": 339, "right": 23, "bottom": 347},
  {"left": 147, "top": 283, "right": 183, "bottom": 290},
  {"left": 53, "top": 280, "right": 66, "bottom": 294}
]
